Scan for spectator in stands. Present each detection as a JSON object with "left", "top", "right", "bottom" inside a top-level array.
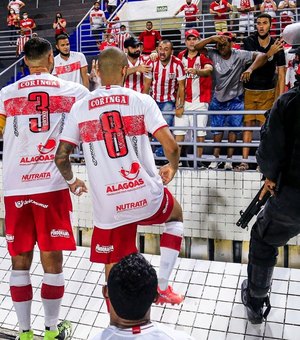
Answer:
[
  {"left": 16, "top": 30, "right": 29, "bottom": 76},
  {"left": 278, "top": 0, "right": 296, "bottom": 31},
  {"left": 195, "top": 32, "right": 268, "bottom": 170},
  {"left": 97, "top": 32, "right": 117, "bottom": 51},
  {"left": 174, "top": 0, "right": 200, "bottom": 29},
  {"left": 107, "top": 15, "right": 121, "bottom": 36},
  {"left": 53, "top": 12, "right": 67, "bottom": 38},
  {"left": 53, "top": 34, "right": 89, "bottom": 88},
  {"left": 229, "top": 0, "right": 239, "bottom": 32},
  {"left": 115, "top": 24, "right": 131, "bottom": 51},
  {"left": 143, "top": 40, "right": 185, "bottom": 158},
  {"left": 237, "top": 0, "right": 255, "bottom": 39},
  {"left": 90, "top": 1, "right": 107, "bottom": 43},
  {"left": 7, "top": 8, "right": 19, "bottom": 45},
  {"left": 260, "top": 0, "right": 277, "bottom": 36},
  {"left": 174, "top": 29, "right": 213, "bottom": 169},
  {"left": 107, "top": 0, "right": 118, "bottom": 14},
  {"left": 90, "top": 253, "right": 194, "bottom": 340},
  {"left": 19, "top": 12, "right": 36, "bottom": 37},
  {"left": 138, "top": 21, "right": 162, "bottom": 55},
  {"left": 285, "top": 44, "right": 299, "bottom": 89},
  {"left": 236, "top": 13, "right": 285, "bottom": 171},
  {"left": 7, "top": 0, "right": 25, "bottom": 15},
  {"left": 124, "top": 37, "right": 151, "bottom": 92},
  {"left": 209, "top": 0, "right": 232, "bottom": 33}
]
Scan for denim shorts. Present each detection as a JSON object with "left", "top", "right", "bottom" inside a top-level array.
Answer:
[
  {"left": 209, "top": 95, "right": 244, "bottom": 134},
  {"left": 156, "top": 101, "right": 175, "bottom": 127}
]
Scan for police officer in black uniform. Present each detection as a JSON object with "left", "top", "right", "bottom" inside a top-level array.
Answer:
[{"left": 241, "top": 23, "right": 300, "bottom": 324}]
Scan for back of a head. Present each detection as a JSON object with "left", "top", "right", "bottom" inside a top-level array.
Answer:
[
  {"left": 24, "top": 37, "right": 52, "bottom": 61},
  {"left": 98, "top": 47, "right": 128, "bottom": 77},
  {"left": 108, "top": 253, "right": 158, "bottom": 320}
]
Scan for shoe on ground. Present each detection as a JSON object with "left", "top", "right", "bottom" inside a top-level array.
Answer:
[
  {"left": 241, "top": 279, "right": 271, "bottom": 324},
  {"left": 224, "top": 161, "right": 233, "bottom": 170},
  {"left": 197, "top": 162, "right": 207, "bottom": 170},
  {"left": 156, "top": 285, "right": 184, "bottom": 305},
  {"left": 44, "top": 320, "right": 72, "bottom": 340},
  {"left": 16, "top": 330, "right": 34, "bottom": 340},
  {"left": 208, "top": 161, "right": 221, "bottom": 169}
]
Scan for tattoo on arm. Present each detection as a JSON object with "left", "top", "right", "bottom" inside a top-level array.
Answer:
[{"left": 55, "top": 142, "right": 75, "bottom": 181}]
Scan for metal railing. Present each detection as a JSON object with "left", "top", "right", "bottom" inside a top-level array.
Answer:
[
  {"left": 0, "top": 56, "right": 24, "bottom": 85},
  {"left": 34, "top": 0, "right": 88, "bottom": 8}
]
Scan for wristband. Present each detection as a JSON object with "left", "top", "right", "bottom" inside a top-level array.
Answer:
[
  {"left": 176, "top": 104, "right": 184, "bottom": 109},
  {"left": 66, "top": 175, "right": 76, "bottom": 185}
]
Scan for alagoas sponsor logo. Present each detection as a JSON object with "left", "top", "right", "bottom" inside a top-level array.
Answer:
[
  {"left": 116, "top": 198, "right": 148, "bottom": 212},
  {"left": 89, "top": 95, "right": 129, "bottom": 109},
  {"left": 106, "top": 178, "right": 144, "bottom": 195},
  {"left": 22, "top": 172, "right": 51, "bottom": 182},
  {"left": 15, "top": 199, "right": 48, "bottom": 209},
  {"left": 95, "top": 244, "right": 114, "bottom": 254},
  {"left": 6, "top": 234, "right": 14, "bottom": 243},
  {"left": 50, "top": 229, "right": 70, "bottom": 238},
  {"left": 18, "top": 79, "right": 60, "bottom": 89},
  {"left": 20, "top": 154, "right": 55, "bottom": 165}
]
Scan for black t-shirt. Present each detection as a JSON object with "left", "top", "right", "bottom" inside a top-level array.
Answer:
[{"left": 243, "top": 33, "right": 286, "bottom": 90}]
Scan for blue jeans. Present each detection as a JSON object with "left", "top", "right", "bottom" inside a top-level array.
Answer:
[{"left": 155, "top": 101, "right": 175, "bottom": 157}]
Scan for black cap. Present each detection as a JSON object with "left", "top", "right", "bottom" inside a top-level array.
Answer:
[
  {"left": 124, "top": 37, "right": 142, "bottom": 49},
  {"left": 289, "top": 45, "right": 300, "bottom": 54}
]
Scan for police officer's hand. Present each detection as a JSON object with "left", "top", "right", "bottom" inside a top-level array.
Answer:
[
  {"left": 69, "top": 178, "right": 88, "bottom": 196},
  {"left": 259, "top": 178, "right": 276, "bottom": 199},
  {"left": 159, "top": 163, "right": 178, "bottom": 185},
  {"left": 241, "top": 68, "right": 253, "bottom": 82}
]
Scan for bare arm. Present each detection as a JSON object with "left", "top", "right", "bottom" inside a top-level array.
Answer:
[
  {"left": 276, "top": 66, "right": 286, "bottom": 96},
  {"left": 126, "top": 64, "right": 152, "bottom": 76},
  {"left": 80, "top": 66, "right": 89, "bottom": 89},
  {"left": 153, "top": 127, "right": 180, "bottom": 184},
  {"left": 195, "top": 35, "right": 225, "bottom": 51},
  {"left": 241, "top": 52, "right": 268, "bottom": 82},
  {"left": 175, "top": 79, "right": 185, "bottom": 118},
  {"left": 55, "top": 141, "right": 88, "bottom": 195},
  {"left": 186, "top": 63, "right": 213, "bottom": 77},
  {"left": 143, "top": 77, "right": 152, "bottom": 94}
]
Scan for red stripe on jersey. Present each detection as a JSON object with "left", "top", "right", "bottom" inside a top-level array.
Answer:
[
  {"left": 41, "top": 283, "right": 64, "bottom": 299},
  {"left": 4, "top": 96, "right": 76, "bottom": 117},
  {"left": 10, "top": 285, "right": 33, "bottom": 302},
  {"left": 54, "top": 61, "right": 81, "bottom": 75},
  {"left": 79, "top": 115, "right": 146, "bottom": 143}
]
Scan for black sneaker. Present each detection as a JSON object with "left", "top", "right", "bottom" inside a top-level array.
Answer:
[
  {"left": 197, "top": 162, "right": 207, "bottom": 170},
  {"left": 241, "top": 279, "right": 271, "bottom": 324}
]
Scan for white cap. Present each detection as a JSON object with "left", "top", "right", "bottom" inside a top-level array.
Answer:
[{"left": 282, "top": 23, "right": 300, "bottom": 45}]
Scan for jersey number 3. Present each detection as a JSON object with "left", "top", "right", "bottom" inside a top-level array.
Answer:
[
  {"left": 100, "top": 110, "right": 128, "bottom": 158},
  {"left": 28, "top": 92, "right": 50, "bottom": 133}
]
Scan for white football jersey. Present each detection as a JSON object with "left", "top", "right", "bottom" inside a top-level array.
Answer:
[
  {"left": 0, "top": 73, "right": 89, "bottom": 196},
  {"left": 53, "top": 51, "right": 88, "bottom": 85},
  {"left": 90, "top": 323, "right": 195, "bottom": 339},
  {"left": 61, "top": 85, "right": 168, "bottom": 229}
]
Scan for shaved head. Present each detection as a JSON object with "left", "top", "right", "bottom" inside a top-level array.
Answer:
[{"left": 98, "top": 47, "right": 128, "bottom": 76}]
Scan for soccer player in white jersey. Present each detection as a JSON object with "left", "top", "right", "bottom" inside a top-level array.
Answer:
[
  {"left": 55, "top": 47, "right": 185, "bottom": 306},
  {"left": 53, "top": 34, "right": 89, "bottom": 88},
  {"left": 0, "top": 37, "right": 89, "bottom": 340},
  {"left": 124, "top": 37, "right": 151, "bottom": 93},
  {"left": 91, "top": 253, "right": 195, "bottom": 340}
]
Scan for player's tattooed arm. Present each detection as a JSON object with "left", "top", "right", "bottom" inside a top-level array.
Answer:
[{"left": 55, "top": 141, "right": 88, "bottom": 196}]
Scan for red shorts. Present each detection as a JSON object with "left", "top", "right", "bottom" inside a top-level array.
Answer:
[
  {"left": 90, "top": 187, "right": 174, "bottom": 264},
  {"left": 5, "top": 189, "right": 76, "bottom": 256}
]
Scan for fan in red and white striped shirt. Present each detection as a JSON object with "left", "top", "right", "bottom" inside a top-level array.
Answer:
[
  {"left": 16, "top": 31, "right": 29, "bottom": 56},
  {"left": 115, "top": 25, "right": 131, "bottom": 51},
  {"left": 124, "top": 37, "right": 150, "bottom": 92}
]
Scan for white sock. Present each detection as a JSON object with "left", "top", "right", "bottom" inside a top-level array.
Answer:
[
  {"left": 159, "top": 221, "right": 183, "bottom": 291},
  {"left": 10, "top": 270, "right": 32, "bottom": 332},
  {"left": 41, "top": 273, "right": 65, "bottom": 330}
]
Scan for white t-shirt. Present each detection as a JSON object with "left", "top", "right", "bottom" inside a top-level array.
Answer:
[
  {"left": 53, "top": 52, "right": 88, "bottom": 85},
  {"left": 60, "top": 85, "right": 167, "bottom": 229},
  {"left": 0, "top": 73, "right": 89, "bottom": 196},
  {"left": 8, "top": 0, "right": 23, "bottom": 14},
  {"left": 90, "top": 323, "right": 195, "bottom": 339}
]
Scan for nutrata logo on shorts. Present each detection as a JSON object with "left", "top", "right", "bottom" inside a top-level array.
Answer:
[
  {"left": 50, "top": 229, "right": 70, "bottom": 238},
  {"left": 119, "top": 162, "right": 140, "bottom": 180},
  {"left": 22, "top": 172, "right": 51, "bottom": 182},
  {"left": 15, "top": 199, "right": 48, "bottom": 209},
  {"left": 116, "top": 198, "right": 148, "bottom": 212},
  {"left": 95, "top": 244, "right": 114, "bottom": 253},
  {"left": 6, "top": 234, "right": 14, "bottom": 242}
]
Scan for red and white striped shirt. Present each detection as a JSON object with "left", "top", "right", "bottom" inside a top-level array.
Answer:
[
  {"left": 179, "top": 3, "right": 199, "bottom": 22},
  {"left": 115, "top": 32, "right": 131, "bottom": 51},
  {"left": 125, "top": 55, "right": 149, "bottom": 92},
  {"left": 145, "top": 55, "right": 185, "bottom": 103},
  {"left": 16, "top": 35, "right": 29, "bottom": 55},
  {"left": 178, "top": 50, "right": 213, "bottom": 103}
]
